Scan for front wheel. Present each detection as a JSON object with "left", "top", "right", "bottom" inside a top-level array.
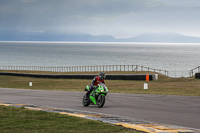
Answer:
[
  {"left": 97, "top": 95, "right": 105, "bottom": 108},
  {"left": 82, "top": 94, "right": 90, "bottom": 107}
]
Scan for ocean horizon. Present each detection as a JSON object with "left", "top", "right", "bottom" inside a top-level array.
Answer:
[{"left": 0, "top": 41, "right": 200, "bottom": 77}]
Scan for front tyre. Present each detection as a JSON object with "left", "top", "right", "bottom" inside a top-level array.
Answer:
[
  {"left": 82, "top": 94, "right": 90, "bottom": 107},
  {"left": 97, "top": 95, "right": 105, "bottom": 108}
]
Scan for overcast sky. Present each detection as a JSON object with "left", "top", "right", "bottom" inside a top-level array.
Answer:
[{"left": 0, "top": 0, "right": 200, "bottom": 38}]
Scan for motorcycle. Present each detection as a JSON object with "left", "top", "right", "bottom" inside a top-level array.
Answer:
[{"left": 82, "top": 83, "right": 109, "bottom": 108}]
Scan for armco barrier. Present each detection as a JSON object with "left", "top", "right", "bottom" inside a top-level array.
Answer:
[
  {"left": 0, "top": 72, "right": 157, "bottom": 81},
  {"left": 195, "top": 73, "right": 200, "bottom": 79}
]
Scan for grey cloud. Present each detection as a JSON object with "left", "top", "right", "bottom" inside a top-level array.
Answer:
[{"left": 0, "top": 0, "right": 200, "bottom": 38}]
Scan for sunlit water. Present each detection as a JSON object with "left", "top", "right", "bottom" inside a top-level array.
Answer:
[{"left": 0, "top": 41, "right": 200, "bottom": 77}]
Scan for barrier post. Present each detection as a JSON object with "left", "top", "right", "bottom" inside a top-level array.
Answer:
[
  {"left": 144, "top": 83, "right": 148, "bottom": 89},
  {"left": 29, "top": 82, "right": 32, "bottom": 87}
]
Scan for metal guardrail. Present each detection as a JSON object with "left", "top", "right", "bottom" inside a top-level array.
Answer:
[
  {"left": 0, "top": 65, "right": 169, "bottom": 76},
  {"left": 1, "top": 65, "right": 200, "bottom": 78},
  {"left": 189, "top": 66, "right": 200, "bottom": 77}
]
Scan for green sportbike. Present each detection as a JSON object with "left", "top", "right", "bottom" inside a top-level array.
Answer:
[{"left": 82, "top": 83, "right": 109, "bottom": 108}]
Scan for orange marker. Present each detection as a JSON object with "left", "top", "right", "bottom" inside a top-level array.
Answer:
[{"left": 146, "top": 75, "right": 149, "bottom": 81}]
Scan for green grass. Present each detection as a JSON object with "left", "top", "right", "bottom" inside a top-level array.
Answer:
[
  {"left": 0, "top": 70, "right": 200, "bottom": 96},
  {"left": 0, "top": 106, "right": 138, "bottom": 133}
]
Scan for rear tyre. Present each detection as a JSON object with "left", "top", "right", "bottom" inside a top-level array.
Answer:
[
  {"left": 97, "top": 95, "right": 105, "bottom": 108},
  {"left": 82, "top": 94, "right": 90, "bottom": 107}
]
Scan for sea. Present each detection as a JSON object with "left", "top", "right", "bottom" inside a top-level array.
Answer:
[{"left": 0, "top": 41, "right": 200, "bottom": 77}]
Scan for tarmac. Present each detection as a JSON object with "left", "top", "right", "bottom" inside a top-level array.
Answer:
[{"left": 0, "top": 87, "right": 200, "bottom": 133}]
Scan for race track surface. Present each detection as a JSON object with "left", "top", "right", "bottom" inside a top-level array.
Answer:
[{"left": 0, "top": 88, "right": 199, "bottom": 129}]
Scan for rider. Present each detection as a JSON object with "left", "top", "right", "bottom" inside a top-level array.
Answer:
[{"left": 86, "top": 72, "right": 106, "bottom": 97}]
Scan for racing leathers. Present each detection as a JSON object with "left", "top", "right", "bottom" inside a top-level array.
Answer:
[{"left": 87, "top": 76, "right": 105, "bottom": 97}]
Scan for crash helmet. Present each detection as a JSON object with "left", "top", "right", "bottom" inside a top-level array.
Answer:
[{"left": 99, "top": 72, "right": 106, "bottom": 80}]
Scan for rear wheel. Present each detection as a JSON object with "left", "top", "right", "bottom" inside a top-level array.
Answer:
[
  {"left": 82, "top": 94, "right": 90, "bottom": 107},
  {"left": 97, "top": 95, "right": 105, "bottom": 108}
]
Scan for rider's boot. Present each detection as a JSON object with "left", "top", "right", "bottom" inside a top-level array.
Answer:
[
  {"left": 86, "top": 85, "right": 94, "bottom": 100},
  {"left": 86, "top": 91, "right": 90, "bottom": 100}
]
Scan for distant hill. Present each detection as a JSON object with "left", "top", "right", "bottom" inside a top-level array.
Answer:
[
  {"left": 0, "top": 30, "right": 116, "bottom": 42},
  {"left": 118, "top": 32, "right": 200, "bottom": 43},
  {"left": 1, "top": 30, "right": 200, "bottom": 43}
]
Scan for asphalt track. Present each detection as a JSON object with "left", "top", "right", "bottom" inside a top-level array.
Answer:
[{"left": 0, "top": 87, "right": 200, "bottom": 130}]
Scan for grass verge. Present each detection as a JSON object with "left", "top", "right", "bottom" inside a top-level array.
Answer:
[
  {"left": 0, "top": 70, "right": 200, "bottom": 96},
  {"left": 0, "top": 105, "right": 138, "bottom": 133}
]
